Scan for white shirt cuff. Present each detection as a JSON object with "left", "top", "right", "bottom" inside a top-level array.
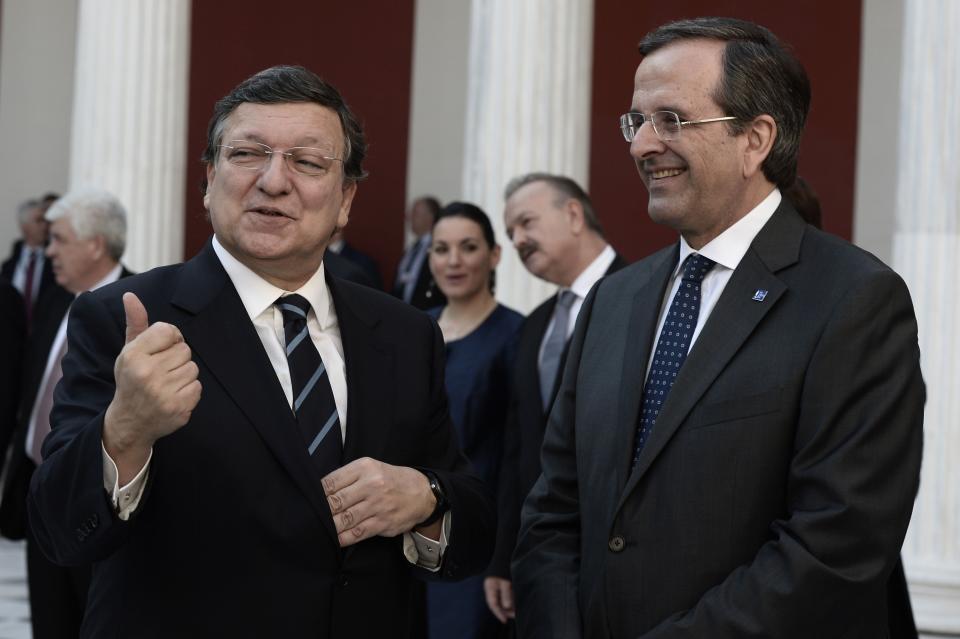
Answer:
[
  {"left": 101, "top": 442, "right": 152, "bottom": 521},
  {"left": 402, "top": 512, "right": 451, "bottom": 572}
]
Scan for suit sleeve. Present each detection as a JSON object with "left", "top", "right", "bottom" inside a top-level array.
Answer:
[
  {"left": 512, "top": 289, "right": 599, "bottom": 639},
  {"left": 28, "top": 290, "right": 139, "bottom": 566},
  {"left": 0, "top": 287, "right": 25, "bottom": 481},
  {"left": 642, "top": 268, "right": 924, "bottom": 637},
  {"left": 416, "top": 317, "right": 496, "bottom": 581},
  {"left": 489, "top": 381, "right": 522, "bottom": 578}
]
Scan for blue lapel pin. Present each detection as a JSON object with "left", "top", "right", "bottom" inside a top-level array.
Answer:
[{"left": 752, "top": 289, "right": 768, "bottom": 302}]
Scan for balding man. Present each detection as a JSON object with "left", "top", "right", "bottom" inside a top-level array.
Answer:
[{"left": 485, "top": 173, "right": 626, "bottom": 625}]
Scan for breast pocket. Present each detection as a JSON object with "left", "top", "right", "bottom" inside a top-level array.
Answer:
[{"left": 685, "top": 386, "right": 782, "bottom": 430}]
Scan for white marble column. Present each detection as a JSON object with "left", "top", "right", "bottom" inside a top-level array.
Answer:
[
  {"left": 68, "top": 0, "right": 191, "bottom": 272},
  {"left": 894, "top": 0, "right": 960, "bottom": 633},
  {"left": 462, "top": 0, "right": 594, "bottom": 313}
]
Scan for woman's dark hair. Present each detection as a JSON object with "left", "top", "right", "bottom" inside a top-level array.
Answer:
[
  {"left": 434, "top": 202, "right": 497, "bottom": 249},
  {"left": 432, "top": 201, "right": 498, "bottom": 292}
]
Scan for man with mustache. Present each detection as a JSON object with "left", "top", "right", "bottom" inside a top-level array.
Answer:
[
  {"left": 484, "top": 173, "right": 625, "bottom": 626},
  {"left": 28, "top": 65, "right": 494, "bottom": 638},
  {"left": 512, "top": 17, "right": 924, "bottom": 638}
]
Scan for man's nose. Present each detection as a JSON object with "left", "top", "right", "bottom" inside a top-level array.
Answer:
[
  {"left": 510, "top": 228, "right": 525, "bottom": 250},
  {"left": 257, "top": 153, "right": 293, "bottom": 194},
  {"left": 629, "top": 120, "right": 666, "bottom": 162}
]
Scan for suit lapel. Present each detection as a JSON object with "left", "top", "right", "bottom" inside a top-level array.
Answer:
[
  {"left": 328, "top": 277, "right": 395, "bottom": 465},
  {"left": 610, "top": 248, "right": 677, "bottom": 495},
  {"left": 172, "top": 243, "right": 341, "bottom": 550},
  {"left": 618, "top": 205, "right": 805, "bottom": 507}
]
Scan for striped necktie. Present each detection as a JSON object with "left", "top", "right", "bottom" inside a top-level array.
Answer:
[{"left": 276, "top": 295, "right": 342, "bottom": 475}]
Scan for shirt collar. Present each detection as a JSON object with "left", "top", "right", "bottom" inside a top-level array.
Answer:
[
  {"left": 676, "top": 187, "right": 781, "bottom": 274},
  {"left": 79, "top": 263, "right": 123, "bottom": 297},
  {"left": 212, "top": 235, "right": 333, "bottom": 328},
  {"left": 567, "top": 244, "right": 616, "bottom": 300}
]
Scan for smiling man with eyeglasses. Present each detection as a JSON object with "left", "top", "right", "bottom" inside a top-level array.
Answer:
[
  {"left": 27, "top": 65, "right": 495, "bottom": 638},
  {"left": 513, "top": 17, "right": 924, "bottom": 639}
]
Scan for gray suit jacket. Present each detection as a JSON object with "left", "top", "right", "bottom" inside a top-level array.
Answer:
[{"left": 513, "top": 203, "right": 924, "bottom": 638}]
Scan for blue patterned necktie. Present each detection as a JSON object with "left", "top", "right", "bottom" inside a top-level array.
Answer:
[
  {"left": 632, "top": 253, "right": 715, "bottom": 467},
  {"left": 277, "top": 294, "right": 342, "bottom": 475}
]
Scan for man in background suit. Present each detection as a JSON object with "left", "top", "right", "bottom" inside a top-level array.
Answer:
[
  {"left": 328, "top": 228, "right": 383, "bottom": 289},
  {"left": 513, "top": 18, "right": 924, "bottom": 638},
  {"left": 484, "top": 173, "right": 626, "bottom": 625},
  {"left": 0, "top": 281, "right": 26, "bottom": 487},
  {"left": 0, "top": 189, "right": 130, "bottom": 639},
  {"left": 28, "top": 65, "right": 493, "bottom": 638},
  {"left": 1, "top": 196, "right": 62, "bottom": 323},
  {"left": 393, "top": 195, "right": 446, "bottom": 310}
]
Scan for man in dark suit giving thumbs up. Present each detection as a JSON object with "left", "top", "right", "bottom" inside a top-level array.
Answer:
[{"left": 28, "top": 65, "right": 494, "bottom": 639}]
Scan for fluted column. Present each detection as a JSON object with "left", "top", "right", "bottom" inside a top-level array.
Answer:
[
  {"left": 462, "top": 0, "right": 594, "bottom": 313},
  {"left": 68, "top": 0, "right": 191, "bottom": 272},
  {"left": 894, "top": 1, "right": 960, "bottom": 633}
]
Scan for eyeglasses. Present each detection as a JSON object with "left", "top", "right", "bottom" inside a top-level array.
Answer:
[
  {"left": 218, "top": 140, "right": 343, "bottom": 177},
  {"left": 619, "top": 111, "right": 737, "bottom": 143}
]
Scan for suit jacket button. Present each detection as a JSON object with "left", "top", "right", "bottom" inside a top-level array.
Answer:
[{"left": 608, "top": 536, "right": 625, "bottom": 552}]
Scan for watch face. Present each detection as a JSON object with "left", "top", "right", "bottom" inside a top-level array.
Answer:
[{"left": 429, "top": 475, "right": 449, "bottom": 510}]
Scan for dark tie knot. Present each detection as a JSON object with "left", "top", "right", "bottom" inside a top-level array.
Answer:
[
  {"left": 277, "top": 294, "right": 311, "bottom": 328},
  {"left": 681, "top": 254, "right": 716, "bottom": 283}
]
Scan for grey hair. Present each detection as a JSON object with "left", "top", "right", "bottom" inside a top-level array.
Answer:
[
  {"left": 503, "top": 172, "right": 604, "bottom": 236},
  {"left": 46, "top": 189, "right": 127, "bottom": 261},
  {"left": 17, "top": 199, "right": 39, "bottom": 224}
]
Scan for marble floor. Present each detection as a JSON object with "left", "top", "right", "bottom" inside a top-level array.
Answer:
[
  {"left": 0, "top": 540, "right": 29, "bottom": 639},
  {"left": 0, "top": 536, "right": 952, "bottom": 638}
]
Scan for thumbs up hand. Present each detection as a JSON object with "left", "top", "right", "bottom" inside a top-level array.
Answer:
[
  {"left": 123, "top": 291, "right": 150, "bottom": 344},
  {"left": 103, "top": 292, "right": 202, "bottom": 484}
]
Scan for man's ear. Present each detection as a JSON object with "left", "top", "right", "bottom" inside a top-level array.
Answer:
[
  {"left": 336, "top": 180, "right": 358, "bottom": 230},
  {"left": 204, "top": 164, "right": 215, "bottom": 210},
  {"left": 742, "top": 114, "right": 777, "bottom": 179},
  {"left": 566, "top": 199, "right": 586, "bottom": 235},
  {"left": 90, "top": 234, "right": 107, "bottom": 261}
]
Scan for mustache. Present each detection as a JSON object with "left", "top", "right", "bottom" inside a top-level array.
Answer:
[{"left": 517, "top": 242, "right": 539, "bottom": 260}]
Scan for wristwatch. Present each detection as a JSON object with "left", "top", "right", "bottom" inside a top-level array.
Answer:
[{"left": 416, "top": 470, "right": 449, "bottom": 527}]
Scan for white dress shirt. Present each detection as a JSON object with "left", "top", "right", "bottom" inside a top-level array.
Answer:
[
  {"left": 11, "top": 244, "right": 45, "bottom": 302},
  {"left": 27, "top": 263, "right": 123, "bottom": 458},
  {"left": 102, "top": 238, "right": 445, "bottom": 568},
  {"left": 645, "top": 188, "right": 781, "bottom": 378}
]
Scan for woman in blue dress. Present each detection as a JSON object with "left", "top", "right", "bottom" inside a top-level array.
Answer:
[{"left": 425, "top": 202, "right": 523, "bottom": 639}]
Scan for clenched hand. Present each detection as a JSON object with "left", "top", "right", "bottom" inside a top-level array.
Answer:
[{"left": 103, "top": 292, "right": 201, "bottom": 484}]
